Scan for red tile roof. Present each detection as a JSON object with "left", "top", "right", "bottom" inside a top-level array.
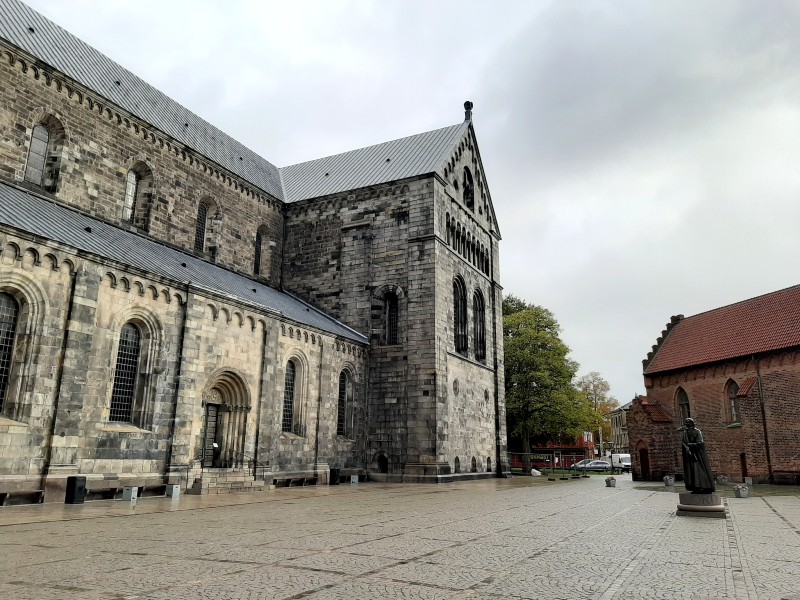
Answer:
[
  {"left": 645, "top": 284, "right": 800, "bottom": 374},
  {"left": 737, "top": 376, "right": 757, "bottom": 397},
  {"left": 643, "top": 403, "right": 672, "bottom": 423}
]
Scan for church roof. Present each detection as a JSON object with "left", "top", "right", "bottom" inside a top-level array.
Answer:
[
  {"left": 279, "top": 123, "right": 468, "bottom": 203},
  {"left": 0, "top": 0, "right": 469, "bottom": 205},
  {"left": 0, "top": 0, "right": 284, "bottom": 200},
  {"left": 0, "top": 182, "right": 367, "bottom": 344},
  {"left": 644, "top": 284, "right": 800, "bottom": 375}
]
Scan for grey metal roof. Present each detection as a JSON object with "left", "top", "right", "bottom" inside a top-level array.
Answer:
[
  {"left": 0, "top": 0, "right": 284, "bottom": 201},
  {"left": 280, "top": 123, "right": 468, "bottom": 203},
  {"left": 0, "top": 182, "right": 367, "bottom": 344}
]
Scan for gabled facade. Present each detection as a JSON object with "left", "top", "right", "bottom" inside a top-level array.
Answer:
[
  {"left": 634, "top": 286, "right": 800, "bottom": 483},
  {"left": 0, "top": 0, "right": 506, "bottom": 503}
]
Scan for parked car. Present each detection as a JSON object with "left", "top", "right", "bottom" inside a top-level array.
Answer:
[
  {"left": 576, "top": 460, "right": 611, "bottom": 472},
  {"left": 571, "top": 459, "right": 595, "bottom": 469}
]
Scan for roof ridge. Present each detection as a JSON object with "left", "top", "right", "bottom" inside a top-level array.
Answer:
[
  {"left": 679, "top": 282, "right": 800, "bottom": 322},
  {"left": 279, "top": 122, "right": 465, "bottom": 170}
]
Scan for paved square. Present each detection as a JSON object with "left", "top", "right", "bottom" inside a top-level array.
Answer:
[{"left": 0, "top": 476, "right": 798, "bottom": 599}]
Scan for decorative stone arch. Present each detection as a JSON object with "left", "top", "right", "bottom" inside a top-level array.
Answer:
[
  {"left": 0, "top": 271, "right": 49, "bottom": 421},
  {"left": 253, "top": 223, "right": 270, "bottom": 277},
  {"left": 371, "top": 451, "right": 389, "bottom": 474},
  {"left": 372, "top": 283, "right": 405, "bottom": 347},
  {"left": 2, "top": 241, "right": 21, "bottom": 264},
  {"left": 23, "top": 110, "right": 67, "bottom": 194},
  {"left": 123, "top": 158, "right": 156, "bottom": 230},
  {"left": 454, "top": 456, "right": 461, "bottom": 474},
  {"left": 634, "top": 440, "right": 651, "bottom": 481},
  {"left": 200, "top": 368, "right": 251, "bottom": 468},
  {"left": 281, "top": 350, "right": 310, "bottom": 437},
  {"left": 107, "top": 305, "right": 165, "bottom": 429},
  {"left": 336, "top": 361, "right": 359, "bottom": 439},
  {"left": 194, "top": 196, "right": 221, "bottom": 258},
  {"left": 675, "top": 387, "right": 691, "bottom": 422},
  {"left": 724, "top": 378, "right": 740, "bottom": 424}
]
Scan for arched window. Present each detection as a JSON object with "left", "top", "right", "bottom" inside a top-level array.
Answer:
[
  {"left": 109, "top": 323, "right": 142, "bottom": 422},
  {"left": 473, "top": 290, "right": 486, "bottom": 361},
  {"left": 463, "top": 167, "right": 474, "bottom": 210},
  {"left": 24, "top": 117, "right": 65, "bottom": 193},
  {"left": 254, "top": 226, "right": 271, "bottom": 276},
  {"left": 487, "top": 457, "right": 492, "bottom": 472},
  {"left": 195, "top": 199, "right": 221, "bottom": 259},
  {"left": 282, "top": 360, "right": 296, "bottom": 433},
  {"left": 726, "top": 379, "right": 740, "bottom": 423},
  {"left": 677, "top": 388, "right": 691, "bottom": 422},
  {"left": 123, "top": 163, "right": 154, "bottom": 228},
  {"left": 386, "top": 292, "right": 399, "bottom": 345},
  {"left": 194, "top": 202, "right": 209, "bottom": 253},
  {"left": 24, "top": 124, "right": 49, "bottom": 187},
  {"left": 0, "top": 293, "right": 20, "bottom": 413},
  {"left": 337, "top": 370, "right": 354, "bottom": 438},
  {"left": 453, "top": 277, "right": 468, "bottom": 355},
  {"left": 454, "top": 456, "right": 461, "bottom": 473},
  {"left": 471, "top": 456, "right": 478, "bottom": 473}
]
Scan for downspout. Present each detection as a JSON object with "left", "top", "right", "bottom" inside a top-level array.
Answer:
[
  {"left": 489, "top": 239, "right": 502, "bottom": 477},
  {"left": 252, "top": 322, "right": 268, "bottom": 478},
  {"left": 164, "top": 281, "right": 191, "bottom": 485},
  {"left": 40, "top": 265, "right": 79, "bottom": 491},
  {"left": 313, "top": 340, "right": 325, "bottom": 480},
  {"left": 753, "top": 355, "right": 775, "bottom": 484}
]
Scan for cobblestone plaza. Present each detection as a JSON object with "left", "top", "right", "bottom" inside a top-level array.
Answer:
[{"left": 1, "top": 476, "right": 798, "bottom": 600}]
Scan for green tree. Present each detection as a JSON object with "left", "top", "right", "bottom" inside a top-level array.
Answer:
[
  {"left": 503, "top": 295, "right": 592, "bottom": 461},
  {"left": 576, "top": 371, "right": 619, "bottom": 454}
]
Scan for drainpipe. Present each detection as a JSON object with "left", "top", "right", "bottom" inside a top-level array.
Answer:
[
  {"left": 753, "top": 356, "right": 775, "bottom": 484},
  {"left": 164, "top": 282, "right": 191, "bottom": 486},
  {"left": 489, "top": 239, "right": 502, "bottom": 477},
  {"left": 40, "top": 265, "right": 79, "bottom": 491},
  {"left": 252, "top": 322, "right": 268, "bottom": 478},
  {"left": 313, "top": 341, "right": 325, "bottom": 481}
]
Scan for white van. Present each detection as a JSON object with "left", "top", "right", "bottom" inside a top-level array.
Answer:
[{"left": 610, "top": 453, "right": 631, "bottom": 472}]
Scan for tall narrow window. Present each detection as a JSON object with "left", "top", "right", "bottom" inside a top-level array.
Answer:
[
  {"left": 24, "top": 124, "right": 49, "bottom": 186},
  {"left": 726, "top": 380, "right": 740, "bottom": 423},
  {"left": 473, "top": 290, "right": 486, "bottom": 361},
  {"left": 677, "top": 388, "right": 691, "bottom": 422},
  {"left": 453, "top": 277, "right": 468, "bottom": 355},
  {"left": 0, "top": 293, "right": 20, "bottom": 413},
  {"left": 337, "top": 371, "right": 354, "bottom": 438},
  {"left": 109, "top": 323, "right": 141, "bottom": 422},
  {"left": 463, "top": 167, "right": 474, "bottom": 210},
  {"left": 123, "top": 170, "right": 139, "bottom": 222},
  {"left": 194, "top": 202, "right": 209, "bottom": 253},
  {"left": 282, "top": 361, "right": 296, "bottom": 433},
  {"left": 386, "top": 293, "right": 399, "bottom": 345},
  {"left": 253, "top": 229, "right": 263, "bottom": 275}
]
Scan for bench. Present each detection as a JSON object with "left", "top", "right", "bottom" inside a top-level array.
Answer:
[{"left": 773, "top": 470, "right": 800, "bottom": 485}]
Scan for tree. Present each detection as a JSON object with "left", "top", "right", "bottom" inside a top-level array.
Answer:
[
  {"left": 503, "top": 295, "right": 593, "bottom": 461},
  {"left": 575, "top": 371, "right": 619, "bottom": 454}
]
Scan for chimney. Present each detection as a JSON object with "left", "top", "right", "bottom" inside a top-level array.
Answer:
[{"left": 464, "top": 100, "right": 473, "bottom": 121}]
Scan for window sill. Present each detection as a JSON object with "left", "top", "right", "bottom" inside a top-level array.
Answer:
[
  {"left": 0, "top": 415, "right": 28, "bottom": 428},
  {"left": 279, "top": 431, "right": 305, "bottom": 441},
  {"left": 100, "top": 423, "right": 152, "bottom": 434},
  {"left": 335, "top": 435, "right": 355, "bottom": 443},
  {"left": 725, "top": 422, "right": 742, "bottom": 429}
]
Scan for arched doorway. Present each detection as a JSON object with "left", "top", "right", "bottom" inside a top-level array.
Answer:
[
  {"left": 201, "top": 371, "right": 250, "bottom": 468},
  {"left": 638, "top": 447, "right": 651, "bottom": 480}
]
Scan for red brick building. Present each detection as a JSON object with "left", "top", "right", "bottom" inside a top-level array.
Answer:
[{"left": 630, "top": 286, "right": 800, "bottom": 484}]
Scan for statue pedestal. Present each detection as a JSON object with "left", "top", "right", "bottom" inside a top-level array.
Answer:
[{"left": 676, "top": 492, "right": 726, "bottom": 518}]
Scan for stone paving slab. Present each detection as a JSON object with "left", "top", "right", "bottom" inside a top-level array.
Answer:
[{"left": 0, "top": 476, "right": 798, "bottom": 599}]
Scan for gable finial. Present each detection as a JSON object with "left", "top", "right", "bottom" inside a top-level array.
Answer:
[{"left": 464, "top": 100, "right": 473, "bottom": 121}]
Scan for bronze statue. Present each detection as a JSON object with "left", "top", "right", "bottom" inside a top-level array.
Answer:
[{"left": 682, "top": 418, "right": 715, "bottom": 493}]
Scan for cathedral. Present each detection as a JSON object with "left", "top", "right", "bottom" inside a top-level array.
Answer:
[{"left": 0, "top": 0, "right": 507, "bottom": 503}]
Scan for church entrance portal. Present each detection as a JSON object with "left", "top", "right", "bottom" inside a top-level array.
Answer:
[{"left": 202, "top": 403, "right": 222, "bottom": 468}]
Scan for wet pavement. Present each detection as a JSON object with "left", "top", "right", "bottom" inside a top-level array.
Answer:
[{"left": 0, "top": 474, "right": 798, "bottom": 599}]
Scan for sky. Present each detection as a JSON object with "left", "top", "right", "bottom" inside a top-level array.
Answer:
[{"left": 22, "top": 0, "right": 800, "bottom": 402}]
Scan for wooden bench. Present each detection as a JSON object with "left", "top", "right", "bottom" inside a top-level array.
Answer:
[{"left": 773, "top": 470, "right": 800, "bottom": 485}]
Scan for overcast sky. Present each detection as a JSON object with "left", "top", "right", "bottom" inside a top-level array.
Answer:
[{"left": 23, "top": 0, "right": 800, "bottom": 402}]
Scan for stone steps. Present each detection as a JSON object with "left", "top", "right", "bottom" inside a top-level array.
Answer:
[{"left": 189, "top": 469, "right": 266, "bottom": 495}]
